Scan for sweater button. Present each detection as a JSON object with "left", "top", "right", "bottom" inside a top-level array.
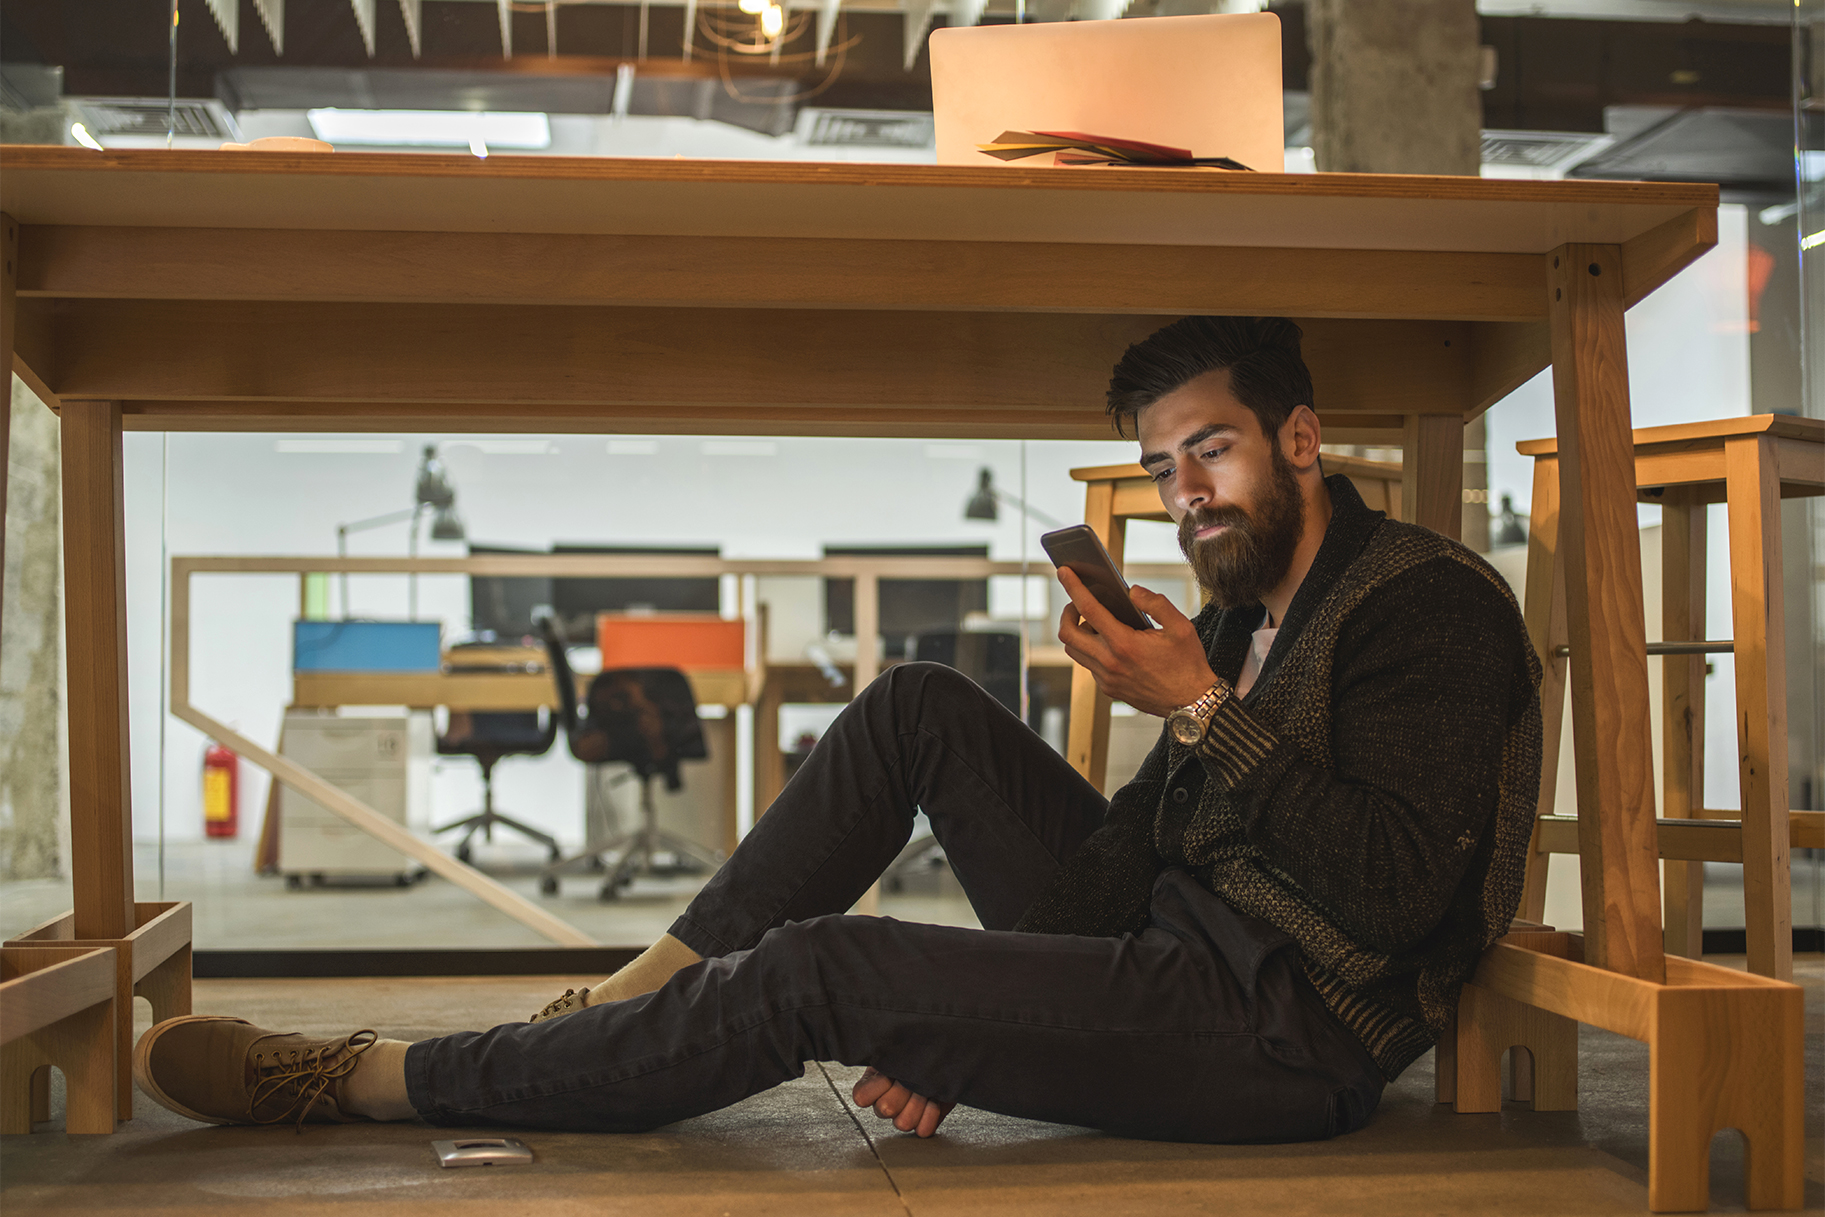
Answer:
[{"left": 1171, "top": 787, "right": 1190, "bottom": 805}]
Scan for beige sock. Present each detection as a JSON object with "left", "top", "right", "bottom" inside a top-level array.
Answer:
[
  {"left": 340, "top": 1038, "right": 417, "bottom": 1122},
  {"left": 583, "top": 933, "right": 702, "bottom": 1006}
]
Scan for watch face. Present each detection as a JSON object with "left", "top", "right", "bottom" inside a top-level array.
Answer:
[{"left": 1170, "top": 713, "right": 1202, "bottom": 745}]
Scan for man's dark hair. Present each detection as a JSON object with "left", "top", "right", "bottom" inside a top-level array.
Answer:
[{"left": 1106, "top": 316, "right": 1314, "bottom": 440}]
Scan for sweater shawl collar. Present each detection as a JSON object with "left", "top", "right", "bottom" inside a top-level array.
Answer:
[{"left": 1204, "top": 473, "right": 1386, "bottom": 701}]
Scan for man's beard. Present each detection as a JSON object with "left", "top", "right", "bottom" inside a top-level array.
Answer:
[{"left": 1177, "top": 450, "right": 1306, "bottom": 611}]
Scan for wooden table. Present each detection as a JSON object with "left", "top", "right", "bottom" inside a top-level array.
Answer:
[{"left": 0, "top": 151, "right": 1717, "bottom": 1003}]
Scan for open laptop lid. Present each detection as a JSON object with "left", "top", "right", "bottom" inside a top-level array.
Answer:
[{"left": 930, "top": 12, "right": 1284, "bottom": 173}]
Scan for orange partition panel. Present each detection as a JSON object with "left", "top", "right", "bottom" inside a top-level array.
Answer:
[{"left": 597, "top": 614, "right": 746, "bottom": 671}]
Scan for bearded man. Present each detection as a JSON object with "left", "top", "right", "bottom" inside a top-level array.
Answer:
[{"left": 134, "top": 316, "right": 1542, "bottom": 1145}]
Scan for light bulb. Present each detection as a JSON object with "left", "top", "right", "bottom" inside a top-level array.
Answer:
[
  {"left": 738, "top": 0, "right": 765, "bottom": 13},
  {"left": 70, "top": 122, "right": 104, "bottom": 151},
  {"left": 761, "top": 4, "right": 783, "bottom": 36}
]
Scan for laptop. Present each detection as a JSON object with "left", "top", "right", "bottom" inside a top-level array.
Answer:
[{"left": 929, "top": 12, "right": 1285, "bottom": 173}]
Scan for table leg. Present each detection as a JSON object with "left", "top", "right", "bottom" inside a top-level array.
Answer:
[
  {"left": 1660, "top": 491, "right": 1707, "bottom": 960},
  {"left": 1401, "top": 414, "right": 1464, "bottom": 540},
  {"left": 60, "top": 400, "right": 137, "bottom": 942},
  {"left": 1723, "top": 434, "right": 1792, "bottom": 981},
  {"left": 1518, "top": 454, "right": 1567, "bottom": 924},
  {"left": 1546, "top": 245, "right": 1664, "bottom": 982},
  {"left": 1065, "top": 480, "right": 1122, "bottom": 789}
]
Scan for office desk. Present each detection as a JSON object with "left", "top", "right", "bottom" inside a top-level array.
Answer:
[
  {"left": 2, "top": 151, "right": 1715, "bottom": 992},
  {"left": 291, "top": 668, "right": 752, "bottom": 713}
]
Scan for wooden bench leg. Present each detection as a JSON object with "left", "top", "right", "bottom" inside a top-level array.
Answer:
[
  {"left": 1519, "top": 453, "right": 1567, "bottom": 924},
  {"left": 1452, "top": 981, "right": 1577, "bottom": 1114},
  {"left": 1433, "top": 1014, "right": 1456, "bottom": 1104},
  {"left": 137, "top": 943, "right": 193, "bottom": 1022},
  {"left": 0, "top": 998, "right": 117, "bottom": 1136},
  {"left": 1647, "top": 984, "right": 1804, "bottom": 1212},
  {"left": 1660, "top": 493, "right": 1707, "bottom": 959}
]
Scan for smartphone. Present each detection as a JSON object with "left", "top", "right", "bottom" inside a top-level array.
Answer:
[
  {"left": 1041, "top": 525, "right": 1155, "bottom": 631},
  {"left": 432, "top": 1138, "right": 535, "bottom": 1168}
]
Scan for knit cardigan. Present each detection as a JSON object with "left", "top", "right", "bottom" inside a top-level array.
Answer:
[{"left": 1015, "top": 476, "right": 1543, "bottom": 1079}]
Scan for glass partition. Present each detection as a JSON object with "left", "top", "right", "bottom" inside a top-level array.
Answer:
[{"left": 41, "top": 430, "right": 1149, "bottom": 953}]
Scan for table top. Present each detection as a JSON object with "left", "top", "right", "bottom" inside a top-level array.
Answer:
[
  {"left": 1, "top": 147, "right": 1714, "bottom": 254},
  {"left": 3, "top": 149, "right": 1720, "bottom": 442}
]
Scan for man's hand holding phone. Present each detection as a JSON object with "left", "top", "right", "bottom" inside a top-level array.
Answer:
[{"left": 1057, "top": 568, "right": 1217, "bottom": 718}]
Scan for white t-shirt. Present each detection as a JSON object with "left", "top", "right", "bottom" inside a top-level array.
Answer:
[{"left": 1234, "top": 623, "right": 1279, "bottom": 699}]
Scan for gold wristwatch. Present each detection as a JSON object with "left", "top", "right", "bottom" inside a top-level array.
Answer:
[{"left": 1167, "top": 679, "right": 1231, "bottom": 747}]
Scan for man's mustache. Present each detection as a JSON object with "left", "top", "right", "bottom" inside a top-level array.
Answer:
[{"left": 1181, "top": 505, "right": 1253, "bottom": 540}]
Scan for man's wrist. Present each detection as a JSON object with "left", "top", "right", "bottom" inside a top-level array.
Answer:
[{"left": 1167, "top": 678, "right": 1232, "bottom": 746}]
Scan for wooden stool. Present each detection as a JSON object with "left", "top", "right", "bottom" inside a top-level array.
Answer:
[
  {"left": 1, "top": 946, "right": 118, "bottom": 1135},
  {"left": 1448, "top": 930, "right": 1802, "bottom": 1212},
  {"left": 4, "top": 902, "right": 192, "bottom": 1121},
  {"left": 1062, "top": 452, "right": 1403, "bottom": 790},
  {"left": 1515, "top": 415, "right": 1824, "bottom": 981}
]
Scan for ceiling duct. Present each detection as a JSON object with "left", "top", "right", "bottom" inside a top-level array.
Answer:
[
  {"left": 0, "top": 64, "right": 64, "bottom": 112},
  {"left": 1480, "top": 129, "right": 1614, "bottom": 175},
  {"left": 71, "top": 96, "right": 243, "bottom": 142},
  {"left": 1567, "top": 107, "right": 1793, "bottom": 191}
]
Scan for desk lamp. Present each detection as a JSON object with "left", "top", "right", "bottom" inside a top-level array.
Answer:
[
  {"left": 963, "top": 466, "right": 1062, "bottom": 527},
  {"left": 336, "top": 444, "right": 467, "bottom": 619}
]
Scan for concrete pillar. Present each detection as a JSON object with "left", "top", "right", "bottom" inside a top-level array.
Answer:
[
  {"left": 1305, "top": 0, "right": 1482, "bottom": 176},
  {"left": 1307, "top": 0, "right": 1488, "bottom": 548},
  {"left": 1, "top": 377, "right": 66, "bottom": 881}
]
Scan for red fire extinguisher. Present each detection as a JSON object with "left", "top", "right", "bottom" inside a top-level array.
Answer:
[{"left": 203, "top": 742, "right": 239, "bottom": 839}]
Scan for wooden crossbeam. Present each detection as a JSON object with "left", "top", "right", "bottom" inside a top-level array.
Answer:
[
  {"left": 17, "top": 225, "right": 1553, "bottom": 323},
  {"left": 41, "top": 302, "right": 1479, "bottom": 429}
]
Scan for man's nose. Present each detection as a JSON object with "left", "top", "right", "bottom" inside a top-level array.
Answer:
[{"left": 1171, "top": 461, "right": 1213, "bottom": 513}]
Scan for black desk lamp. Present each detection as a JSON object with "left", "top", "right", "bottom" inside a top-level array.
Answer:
[{"left": 336, "top": 444, "right": 467, "bottom": 619}]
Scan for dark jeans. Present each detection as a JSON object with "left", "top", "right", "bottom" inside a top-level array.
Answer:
[{"left": 405, "top": 663, "right": 1385, "bottom": 1143}]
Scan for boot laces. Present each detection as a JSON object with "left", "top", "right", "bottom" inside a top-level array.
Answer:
[{"left": 249, "top": 1030, "right": 378, "bottom": 1132}]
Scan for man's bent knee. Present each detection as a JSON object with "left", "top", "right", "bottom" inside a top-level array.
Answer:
[{"left": 865, "top": 660, "right": 1005, "bottom": 725}]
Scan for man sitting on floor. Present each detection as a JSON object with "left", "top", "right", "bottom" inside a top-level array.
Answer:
[{"left": 134, "top": 315, "right": 1542, "bottom": 1144}]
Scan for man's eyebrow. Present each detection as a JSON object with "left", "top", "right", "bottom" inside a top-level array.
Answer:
[{"left": 1139, "top": 423, "right": 1240, "bottom": 469}]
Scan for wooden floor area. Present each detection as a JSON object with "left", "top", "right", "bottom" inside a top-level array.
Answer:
[{"left": 2, "top": 962, "right": 1820, "bottom": 1216}]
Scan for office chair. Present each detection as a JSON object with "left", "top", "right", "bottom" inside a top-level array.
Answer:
[
  {"left": 538, "top": 618, "right": 725, "bottom": 900},
  {"left": 883, "top": 630, "right": 1024, "bottom": 892},
  {"left": 432, "top": 710, "right": 564, "bottom": 874}
]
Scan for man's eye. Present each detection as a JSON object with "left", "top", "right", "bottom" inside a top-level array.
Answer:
[
  {"left": 1201, "top": 446, "right": 1228, "bottom": 460},
  {"left": 1151, "top": 467, "right": 1173, "bottom": 483}
]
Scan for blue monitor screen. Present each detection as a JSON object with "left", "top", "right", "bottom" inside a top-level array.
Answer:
[{"left": 293, "top": 621, "right": 443, "bottom": 673}]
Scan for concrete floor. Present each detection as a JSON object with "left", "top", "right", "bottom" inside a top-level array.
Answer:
[{"left": 2, "top": 960, "right": 1820, "bottom": 1216}]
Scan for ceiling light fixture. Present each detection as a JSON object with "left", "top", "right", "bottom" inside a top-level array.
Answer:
[
  {"left": 761, "top": 4, "right": 784, "bottom": 37},
  {"left": 306, "top": 108, "right": 551, "bottom": 150}
]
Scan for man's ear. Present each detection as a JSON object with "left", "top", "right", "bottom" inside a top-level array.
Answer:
[{"left": 1280, "top": 405, "right": 1323, "bottom": 471}]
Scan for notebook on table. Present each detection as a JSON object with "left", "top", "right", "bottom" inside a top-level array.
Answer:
[{"left": 929, "top": 11, "right": 1285, "bottom": 173}]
